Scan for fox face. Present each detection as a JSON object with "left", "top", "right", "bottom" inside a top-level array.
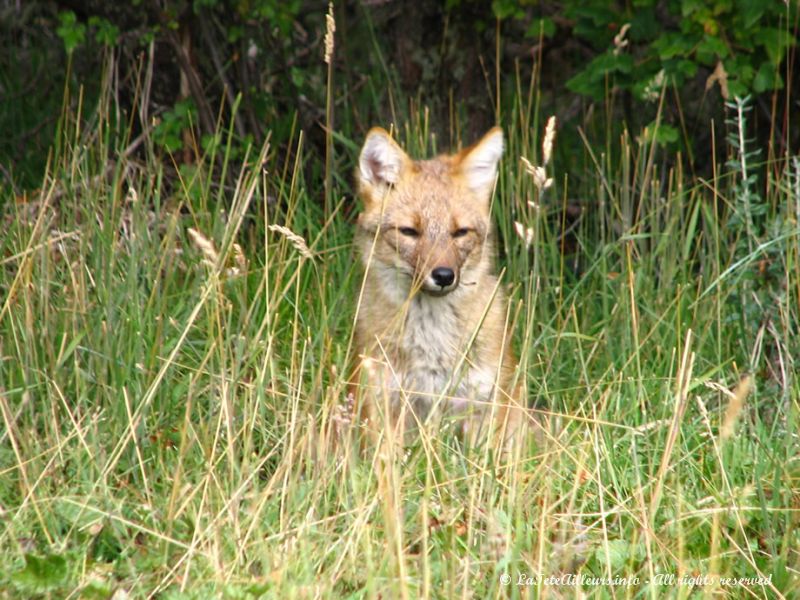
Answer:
[{"left": 355, "top": 127, "right": 504, "bottom": 298}]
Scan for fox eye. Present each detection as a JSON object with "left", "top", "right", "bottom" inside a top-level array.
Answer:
[
  {"left": 398, "top": 227, "right": 419, "bottom": 237},
  {"left": 452, "top": 227, "right": 471, "bottom": 238}
]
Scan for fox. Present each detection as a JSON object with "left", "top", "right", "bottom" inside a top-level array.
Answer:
[{"left": 351, "top": 126, "right": 526, "bottom": 450}]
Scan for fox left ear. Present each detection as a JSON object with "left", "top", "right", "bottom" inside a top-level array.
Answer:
[
  {"left": 457, "top": 127, "right": 504, "bottom": 198},
  {"left": 358, "top": 128, "right": 409, "bottom": 192}
]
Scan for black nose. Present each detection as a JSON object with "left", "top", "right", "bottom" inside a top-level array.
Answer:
[{"left": 431, "top": 267, "right": 455, "bottom": 287}]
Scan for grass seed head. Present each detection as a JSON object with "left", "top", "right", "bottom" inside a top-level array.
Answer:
[
  {"left": 720, "top": 375, "right": 752, "bottom": 441},
  {"left": 542, "top": 116, "right": 557, "bottom": 166},
  {"left": 187, "top": 227, "right": 219, "bottom": 268},
  {"left": 613, "top": 23, "right": 631, "bottom": 55},
  {"left": 268, "top": 224, "right": 314, "bottom": 261},
  {"left": 513, "top": 220, "right": 534, "bottom": 249},
  {"left": 324, "top": 3, "right": 335, "bottom": 65},
  {"left": 520, "top": 156, "right": 553, "bottom": 191}
]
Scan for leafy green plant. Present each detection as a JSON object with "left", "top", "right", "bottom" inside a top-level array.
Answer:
[
  {"left": 11, "top": 553, "right": 69, "bottom": 593},
  {"left": 88, "top": 16, "right": 120, "bottom": 47},
  {"left": 562, "top": 0, "right": 796, "bottom": 100},
  {"left": 56, "top": 11, "right": 86, "bottom": 54},
  {"left": 723, "top": 96, "right": 796, "bottom": 376},
  {"left": 153, "top": 99, "right": 198, "bottom": 153}
]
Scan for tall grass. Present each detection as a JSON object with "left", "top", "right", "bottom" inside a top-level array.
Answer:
[{"left": 1, "top": 50, "right": 798, "bottom": 599}]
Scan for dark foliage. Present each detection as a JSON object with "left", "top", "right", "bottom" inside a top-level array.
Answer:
[{"left": 1, "top": 0, "right": 797, "bottom": 190}]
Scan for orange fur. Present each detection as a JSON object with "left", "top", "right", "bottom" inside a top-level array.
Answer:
[{"left": 351, "top": 127, "right": 525, "bottom": 450}]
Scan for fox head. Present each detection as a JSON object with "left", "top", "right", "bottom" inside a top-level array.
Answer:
[{"left": 356, "top": 127, "right": 503, "bottom": 298}]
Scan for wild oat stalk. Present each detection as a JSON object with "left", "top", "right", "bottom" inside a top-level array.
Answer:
[
  {"left": 515, "top": 116, "right": 556, "bottom": 247},
  {"left": 323, "top": 2, "right": 335, "bottom": 215}
]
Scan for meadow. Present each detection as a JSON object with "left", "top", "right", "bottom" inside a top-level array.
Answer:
[{"left": 1, "top": 53, "right": 798, "bottom": 599}]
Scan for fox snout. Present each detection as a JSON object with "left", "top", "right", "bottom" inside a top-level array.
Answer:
[
  {"left": 425, "top": 265, "right": 457, "bottom": 294},
  {"left": 416, "top": 240, "right": 461, "bottom": 295},
  {"left": 430, "top": 266, "right": 455, "bottom": 288}
]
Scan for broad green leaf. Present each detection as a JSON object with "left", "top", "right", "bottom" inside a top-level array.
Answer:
[
  {"left": 594, "top": 539, "right": 631, "bottom": 572},
  {"left": 696, "top": 34, "right": 728, "bottom": 65},
  {"left": 754, "top": 27, "right": 795, "bottom": 65},
  {"left": 56, "top": 11, "right": 86, "bottom": 54},
  {"left": 753, "top": 62, "right": 783, "bottom": 93},
  {"left": 11, "top": 553, "right": 68, "bottom": 590},
  {"left": 737, "top": 0, "right": 765, "bottom": 29},
  {"left": 653, "top": 32, "right": 698, "bottom": 60},
  {"left": 525, "top": 18, "right": 556, "bottom": 39}
]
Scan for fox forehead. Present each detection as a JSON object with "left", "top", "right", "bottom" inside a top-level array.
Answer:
[
  {"left": 368, "top": 158, "right": 485, "bottom": 222},
  {"left": 399, "top": 161, "right": 462, "bottom": 206}
]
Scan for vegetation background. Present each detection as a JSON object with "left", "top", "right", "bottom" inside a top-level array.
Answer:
[{"left": 1, "top": 0, "right": 799, "bottom": 598}]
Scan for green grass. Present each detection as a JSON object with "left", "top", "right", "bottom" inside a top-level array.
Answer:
[{"left": 1, "top": 62, "right": 799, "bottom": 599}]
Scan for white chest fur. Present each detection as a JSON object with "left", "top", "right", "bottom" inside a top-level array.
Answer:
[{"left": 395, "top": 292, "right": 497, "bottom": 420}]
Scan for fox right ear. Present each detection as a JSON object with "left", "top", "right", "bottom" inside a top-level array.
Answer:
[
  {"left": 358, "top": 128, "right": 408, "bottom": 191},
  {"left": 457, "top": 127, "right": 504, "bottom": 199}
]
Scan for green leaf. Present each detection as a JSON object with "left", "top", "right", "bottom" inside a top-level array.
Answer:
[
  {"left": 525, "top": 18, "right": 556, "bottom": 39},
  {"left": 81, "top": 580, "right": 114, "bottom": 599},
  {"left": 56, "top": 331, "right": 85, "bottom": 369},
  {"left": 11, "top": 553, "right": 69, "bottom": 590},
  {"left": 565, "top": 68, "right": 600, "bottom": 99},
  {"left": 653, "top": 32, "right": 698, "bottom": 60},
  {"left": 56, "top": 11, "right": 86, "bottom": 54},
  {"left": 89, "top": 524, "right": 123, "bottom": 563},
  {"left": 681, "top": 0, "right": 706, "bottom": 18},
  {"left": 725, "top": 58, "right": 755, "bottom": 94},
  {"left": 753, "top": 62, "right": 783, "bottom": 93},
  {"left": 201, "top": 133, "right": 222, "bottom": 154},
  {"left": 491, "top": 0, "right": 523, "bottom": 20},
  {"left": 227, "top": 25, "right": 244, "bottom": 43},
  {"left": 630, "top": 7, "right": 659, "bottom": 41},
  {"left": 89, "top": 16, "right": 120, "bottom": 46},
  {"left": 754, "top": 27, "right": 794, "bottom": 65},
  {"left": 641, "top": 121, "right": 679, "bottom": 146},
  {"left": 737, "top": 0, "right": 765, "bottom": 29},
  {"left": 290, "top": 67, "right": 304, "bottom": 88},
  {"left": 726, "top": 79, "right": 748, "bottom": 98},
  {"left": 696, "top": 34, "right": 728, "bottom": 64},
  {"left": 565, "top": 51, "right": 633, "bottom": 99},
  {"left": 568, "top": 4, "right": 618, "bottom": 47},
  {"left": 594, "top": 540, "right": 631, "bottom": 572},
  {"left": 674, "top": 59, "right": 698, "bottom": 78},
  {"left": 655, "top": 124, "right": 679, "bottom": 145}
]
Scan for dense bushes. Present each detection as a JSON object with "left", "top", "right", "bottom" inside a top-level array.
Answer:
[{"left": 2, "top": 0, "right": 797, "bottom": 188}]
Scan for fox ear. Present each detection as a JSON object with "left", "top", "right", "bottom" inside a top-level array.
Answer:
[
  {"left": 358, "top": 128, "right": 408, "bottom": 191},
  {"left": 457, "top": 127, "right": 504, "bottom": 198}
]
